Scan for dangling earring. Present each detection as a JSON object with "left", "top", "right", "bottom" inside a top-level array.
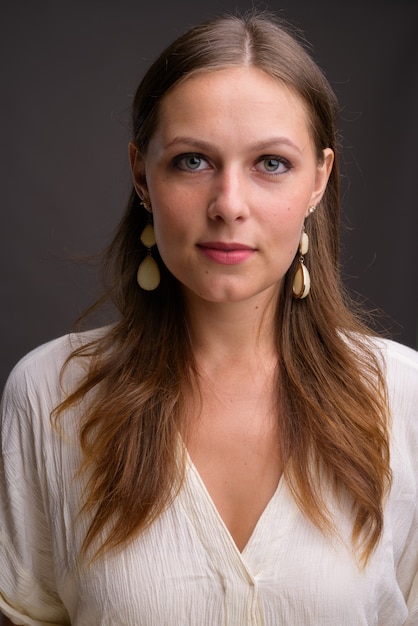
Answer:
[
  {"left": 137, "top": 201, "right": 160, "bottom": 291},
  {"left": 292, "top": 226, "right": 310, "bottom": 299}
]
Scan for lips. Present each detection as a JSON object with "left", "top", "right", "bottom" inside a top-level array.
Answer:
[{"left": 197, "top": 241, "right": 255, "bottom": 265}]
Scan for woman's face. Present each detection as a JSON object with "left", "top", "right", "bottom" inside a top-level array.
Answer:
[{"left": 130, "top": 66, "right": 333, "bottom": 308}]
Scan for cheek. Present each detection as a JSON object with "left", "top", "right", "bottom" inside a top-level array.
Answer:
[
  {"left": 264, "top": 206, "right": 304, "bottom": 246},
  {"left": 152, "top": 207, "right": 191, "bottom": 256},
  {"left": 151, "top": 185, "right": 204, "bottom": 244},
  {"left": 270, "top": 218, "right": 306, "bottom": 272}
]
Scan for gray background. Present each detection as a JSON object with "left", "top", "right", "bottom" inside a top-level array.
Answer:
[{"left": 1, "top": 0, "right": 418, "bottom": 393}]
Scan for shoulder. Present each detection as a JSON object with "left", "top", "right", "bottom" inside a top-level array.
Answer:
[
  {"left": 371, "top": 337, "right": 418, "bottom": 457},
  {"left": 1, "top": 326, "right": 110, "bottom": 421},
  {"left": 378, "top": 336, "right": 418, "bottom": 371},
  {"left": 372, "top": 337, "right": 418, "bottom": 401},
  {"left": 346, "top": 333, "right": 418, "bottom": 408},
  {"left": 9, "top": 326, "right": 109, "bottom": 376}
]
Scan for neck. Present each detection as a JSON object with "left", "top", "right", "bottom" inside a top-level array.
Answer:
[{"left": 183, "top": 290, "right": 279, "bottom": 366}]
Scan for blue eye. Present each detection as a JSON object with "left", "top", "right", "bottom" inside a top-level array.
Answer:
[
  {"left": 175, "top": 154, "right": 209, "bottom": 171},
  {"left": 264, "top": 158, "right": 281, "bottom": 171},
  {"left": 256, "top": 157, "right": 291, "bottom": 175},
  {"left": 185, "top": 155, "right": 202, "bottom": 169}
]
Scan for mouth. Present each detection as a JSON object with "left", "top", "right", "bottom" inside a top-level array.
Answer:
[{"left": 197, "top": 241, "right": 255, "bottom": 265}]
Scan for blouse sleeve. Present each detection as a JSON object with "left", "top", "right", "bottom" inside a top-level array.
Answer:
[{"left": 0, "top": 352, "right": 70, "bottom": 625}]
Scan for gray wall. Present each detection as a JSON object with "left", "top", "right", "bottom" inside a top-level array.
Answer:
[{"left": 1, "top": 0, "right": 418, "bottom": 392}]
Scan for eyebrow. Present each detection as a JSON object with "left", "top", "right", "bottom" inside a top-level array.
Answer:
[{"left": 164, "top": 136, "right": 302, "bottom": 154}]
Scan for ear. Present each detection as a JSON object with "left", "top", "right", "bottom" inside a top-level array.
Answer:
[
  {"left": 307, "top": 148, "right": 334, "bottom": 215},
  {"left": 129, "top": 142, "right": 149, "bottom": 202}
]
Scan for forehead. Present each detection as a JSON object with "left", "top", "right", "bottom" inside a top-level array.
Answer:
[{"left": 152, "top": 66, "right": 313, "bottom": 148}]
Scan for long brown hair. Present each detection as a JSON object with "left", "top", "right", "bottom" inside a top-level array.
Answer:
[{"left": 57, "top": 12, "right": 391, "bottom": 565}]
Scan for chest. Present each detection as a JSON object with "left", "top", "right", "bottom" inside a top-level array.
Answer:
[
  {"left": 59, "top": 473, "right": 406, "bottom": 626},
  {"left": 185, "top": 379, "right": 283, "bottom": 551}
]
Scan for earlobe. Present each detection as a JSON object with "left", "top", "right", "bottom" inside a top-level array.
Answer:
[{"left": 128, "top": 142, "right": 148, "bottom": 199}]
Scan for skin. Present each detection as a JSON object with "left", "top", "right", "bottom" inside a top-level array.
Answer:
[{"left": 130, "top": 66, "right": 333, "bottom": 551}]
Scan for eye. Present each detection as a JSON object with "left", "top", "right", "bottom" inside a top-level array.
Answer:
[
  {"left": 255, "top": 156, "right": 291, "bottom": 175},
  {"left": 174, "top": 153, "right": 210, "bottom": 172}
]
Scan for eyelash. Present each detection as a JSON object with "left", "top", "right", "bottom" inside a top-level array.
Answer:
[
  {"left": 172, "top": 152, "right": 292, "bottom": 175},
  {"left": 173, "top": 153, "right": 209, "bottom": 172},
  {"left": 256, "top": 155, "right": 292, "bottom": 176}
]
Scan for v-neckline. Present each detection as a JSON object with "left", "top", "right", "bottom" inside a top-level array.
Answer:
[{"left": 178, "top": 446, "right": 299, "bottom": 577}]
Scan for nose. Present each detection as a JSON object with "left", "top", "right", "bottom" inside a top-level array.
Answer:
[{"left": 207, "top": 166, "right": 250, "bottom": 223}]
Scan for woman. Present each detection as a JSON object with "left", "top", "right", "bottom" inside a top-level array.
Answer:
[{"left": 1, "top": 12, "right": 417, "bottom": 625}]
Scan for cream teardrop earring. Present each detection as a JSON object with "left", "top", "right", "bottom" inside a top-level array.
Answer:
[
  {"left": 292, "top": 226, "right": 311, "bottom": 299},
  {"left": 137, "top": 201, "right": 161, "bottom": 291}
]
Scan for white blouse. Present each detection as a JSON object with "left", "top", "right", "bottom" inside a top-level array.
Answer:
[{"left": 1, "top": 330, "right": 418, "bottom": 625}]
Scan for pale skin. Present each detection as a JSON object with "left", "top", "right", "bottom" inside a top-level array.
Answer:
[{"left": 2, "top": 67, "right": 333, "bottom": 625}]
